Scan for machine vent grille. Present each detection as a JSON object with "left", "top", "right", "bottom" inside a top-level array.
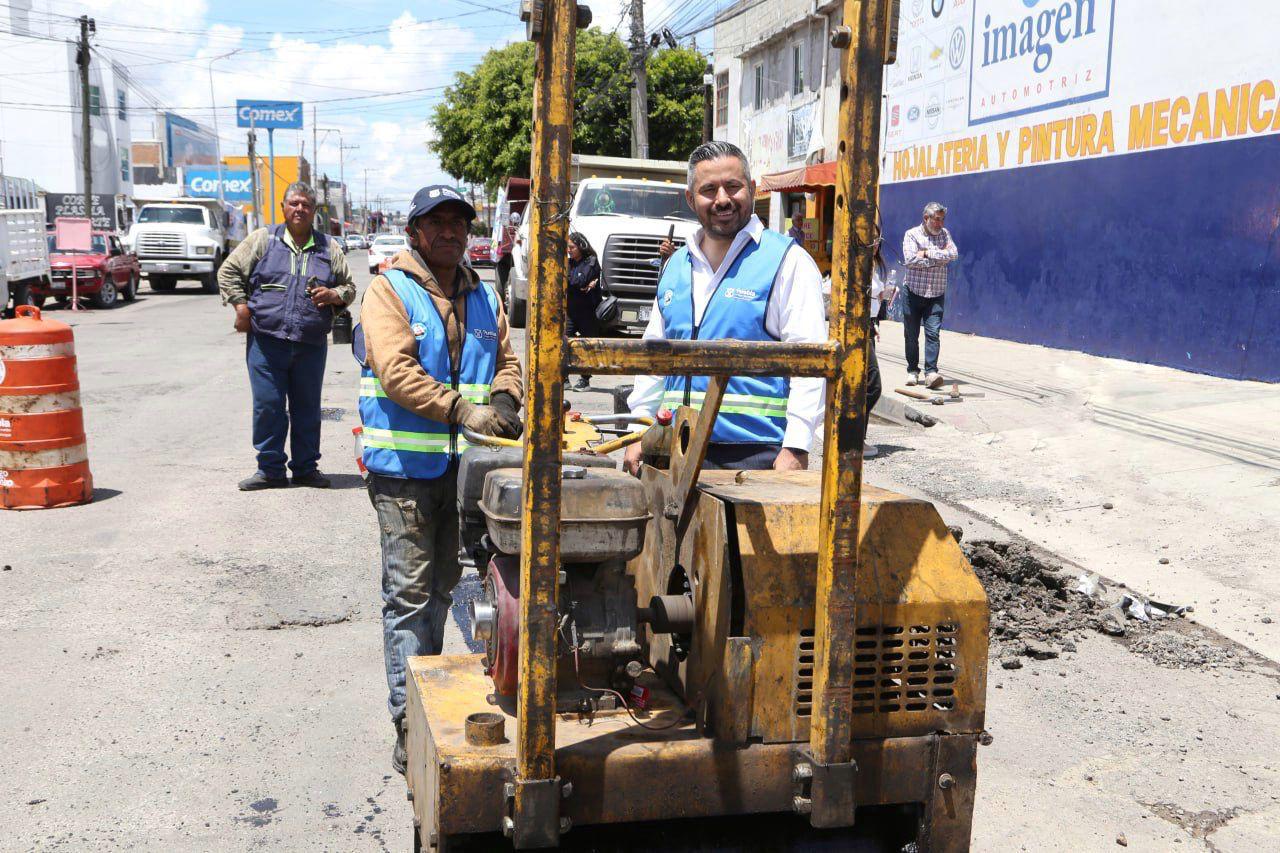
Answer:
[
  {"left": 850, "top": 622, "right": 959, "bottom": 714},
  {"left": 794, "top": 627, "right": 815, "bottom": 718}
]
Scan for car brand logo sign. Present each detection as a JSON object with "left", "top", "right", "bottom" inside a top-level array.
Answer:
[
  {"left": 949, "top": 27, "right": 966, "bottom": 69},
  {"left": 932, "top": 0, "right": 946, "bottom": 18},
  {"left": 907, "top": 105, "right": 921, "bottom": 122}
]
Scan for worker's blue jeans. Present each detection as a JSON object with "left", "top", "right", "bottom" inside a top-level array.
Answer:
[
  {"left": 245, "top": 331, "right": 327, "bottom": 478},
  {"left": 903, "top": 290, "right": 946, "bottom": 375},
  {"left": 368, "top": 469, "right": 462, "bottom": 723}
]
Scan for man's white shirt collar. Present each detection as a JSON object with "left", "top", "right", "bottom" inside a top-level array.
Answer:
[{"left": 686, "top": 214, "right": 765, "bottom": 271}]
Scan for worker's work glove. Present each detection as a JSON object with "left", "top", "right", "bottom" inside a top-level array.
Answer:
[
  {"left": 490, "top": 391, "right": 524, "bottom": 439},
  {"left": 453, "top": 399, "right": 507, "bottom": 437}
]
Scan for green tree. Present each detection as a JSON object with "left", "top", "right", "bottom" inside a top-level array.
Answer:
[
  {"left": 646, "top": 47, "right": 707, "bottom": 160},
  {"left": 431, "top": 31, "right": 707, "bottom": 190}
]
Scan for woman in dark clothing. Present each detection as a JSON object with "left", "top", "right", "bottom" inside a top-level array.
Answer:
[{"left": 566, "top": 232, "right": 602, "bottom": 389}]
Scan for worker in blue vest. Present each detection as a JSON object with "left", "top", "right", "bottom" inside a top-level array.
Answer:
[
  {"left": 357, "top": 185, "right": 522, "bottom": 774},
  {"left": 625, "top": 141, "right": 827, "bottom": 472},
  {"left": 219, "top": 181, "right": 357, "bottom": 490}
]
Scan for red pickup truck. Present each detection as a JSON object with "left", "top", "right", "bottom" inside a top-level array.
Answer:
[{"left": 37, "top": 232, "right": 141, "bottom": 309}]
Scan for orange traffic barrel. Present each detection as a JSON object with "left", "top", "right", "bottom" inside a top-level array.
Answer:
[{"left": 0, "top": 305, "right": 93, "bottom": 509}]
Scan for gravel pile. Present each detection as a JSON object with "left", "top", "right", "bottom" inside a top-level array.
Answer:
[
  {"left": 962, "top": 538, "right": 1251, "bottom": 673},
  {"left": 962, "top": 539, "right": 1104, "bottom": 667}
]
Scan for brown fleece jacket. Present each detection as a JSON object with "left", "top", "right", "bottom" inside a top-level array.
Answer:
[{"left": 361, "top": 249, "right": 522, "bottom": 422}]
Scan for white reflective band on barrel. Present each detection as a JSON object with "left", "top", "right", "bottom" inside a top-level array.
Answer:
[
  {"left": 360, "top": 426, "right": 451, "bottom": 453},
  {"left": 0, "top": 342, "right": 76, "bottom": 360},
  {"left": 0, "top": 443, "right": 89, "bottom": 468},
  {"left": 0, "top": 391, "right": 81, "bottom": 414}
]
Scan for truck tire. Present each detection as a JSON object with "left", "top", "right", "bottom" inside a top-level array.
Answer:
[
  {"left": 30, "top": 294, "right": 46, "bottom": 309},
  {"left": 90, "top": 278, "right": 119, "bottom": 309},
  {"left": 150, "top": 276, "right": 176, "bottom": 292},
  {"left": 202, "top": 264, "right": 220, "bottom": 294},
  {"left": 505, "top": 277, "right": 526, "bottom": 328}
]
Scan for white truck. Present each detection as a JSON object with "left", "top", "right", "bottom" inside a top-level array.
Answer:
[
  {"left": 123, "top": 199, "right": 241, "bottom": 294},
  {"left": 1, "top": 179, "right": 50, "bottom": 316},
  {"left": 504, "top": 156, "right": 699, "bottom": 335}
]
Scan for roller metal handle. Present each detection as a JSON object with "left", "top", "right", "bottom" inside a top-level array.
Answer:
[{"left": 461, "top": 416, "right": 654, "bottom": 454}]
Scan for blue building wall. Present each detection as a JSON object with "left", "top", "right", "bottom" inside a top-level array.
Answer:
[{"left": 880, "top": 134, "right": 1280, "bottom": 382}]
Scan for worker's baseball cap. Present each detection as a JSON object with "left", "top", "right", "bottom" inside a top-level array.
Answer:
[{"left": 407, "top": 185, "right": 476, "bottom": 225}]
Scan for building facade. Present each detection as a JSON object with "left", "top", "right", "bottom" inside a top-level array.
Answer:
[
  {"left": 0, "top": 1, "right": 134, "bottom": 223},
  {"left": 717, "top": 0, "right": 1279, "bottom": 382}
]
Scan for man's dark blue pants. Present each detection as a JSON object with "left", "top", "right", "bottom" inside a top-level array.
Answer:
[
  {"left": 246, "top": 330, "right": 327, "bottom": 478},
  {"left": 903, "top": 289, "right": 946, "bottom": 375}
]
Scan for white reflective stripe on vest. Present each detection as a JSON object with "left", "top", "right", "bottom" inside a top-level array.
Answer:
[
  {"left": 360, "top": 426, "right": 450, "bottom": 453},
  {"left": 661, "top": 390, "right": 788, "bottom": 418},
  {"left": 360, "top": 376, "right": 489, "bottom": 404}
]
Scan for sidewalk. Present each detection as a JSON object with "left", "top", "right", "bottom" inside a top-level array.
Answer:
[{"left": 869, "top": 320, "right": 1280, "bottom": 661}]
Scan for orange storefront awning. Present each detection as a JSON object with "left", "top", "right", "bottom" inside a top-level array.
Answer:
[{"left": 757, "top": 161, "right": 837, "bottom": 193}]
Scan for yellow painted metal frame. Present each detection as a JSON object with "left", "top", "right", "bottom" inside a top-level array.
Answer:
[{"left": 515, "top": 0, "right": 890, "bottom": 843}]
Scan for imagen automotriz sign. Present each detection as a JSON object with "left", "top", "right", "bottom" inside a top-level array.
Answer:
[
  {"left": 235, "top": 99, "right": 304, "bottom": 130},
  {"left": 968, "top": 0, "right": 1116, "bottom": 124}
]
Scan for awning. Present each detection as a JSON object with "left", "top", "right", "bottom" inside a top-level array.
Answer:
[{"left": 758, "top": 161, "right": 837, "bottom": 193}]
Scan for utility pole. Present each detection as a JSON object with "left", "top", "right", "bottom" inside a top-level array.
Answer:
[
  {"left": 312, "top": 106, "right": 319, "bottom": 207},
  {"left": 627, "top": 0, "right": 650, "bottom": 159},
  {"left": 702, "top": 62, "right": 715, "bottom": 143},
  {"left": 76, "top": 15, "right": 95, "bottom": 222},
  {"left": 247, "top": 123, "right": 259, "bottom": 229},
  {"left": 339, "top": 141, "right": 358, "bottom": 239}
]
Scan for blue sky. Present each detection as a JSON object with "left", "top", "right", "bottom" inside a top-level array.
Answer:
[{"left": 37, "top": 0, "right": 705, "bottom": 210}]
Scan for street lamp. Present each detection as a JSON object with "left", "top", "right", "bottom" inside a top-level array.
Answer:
[{"left": 206, "top": 49, "right": 240, "bottom": 214}]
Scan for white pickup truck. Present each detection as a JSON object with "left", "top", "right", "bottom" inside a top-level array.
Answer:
[
  {"left": 1, "top": 189, "right": 51, "bottom": 316},
  {"left": 505, "top": 174, "right": 699, "bottom": 334},
  {"left": 124, "top": 200, "right": 240, "bottom": 294}
]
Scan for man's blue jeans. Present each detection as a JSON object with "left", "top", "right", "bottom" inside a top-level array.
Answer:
[
  {"left": 245, "top": 331, "right": 327, "bottom": 478},
  {"left": 903, "top": 290, "right": 946, "bottom": 374},
  {"left": 367, "top": 470, "right": 462, "bottom": 724}
]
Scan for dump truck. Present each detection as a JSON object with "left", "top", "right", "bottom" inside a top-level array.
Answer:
[
  {"left": 0, "top": 178, "right": 50, "bottom": 317},
  {"left": 404, "top": 2, "right": 989, "bottom": 850}
]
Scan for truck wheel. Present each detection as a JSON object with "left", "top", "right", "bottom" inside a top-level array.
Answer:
[
  {"left": 150, "top": 276, "right": 176, "bottom": 292},
  {"left": 505, "top": 277, "right": 526, "bottom": 328},
  {"left": 201, "top": 264, "right": 220, "bottom": 294},
  {"left": 90, "top": 279, "right": 119, "bottom": 309},
  {"left": 122, "top": 274, "right": 139, "bottom": 302},
  {"left": 30, "top": 294, "right": 46, "bottom": 308}
]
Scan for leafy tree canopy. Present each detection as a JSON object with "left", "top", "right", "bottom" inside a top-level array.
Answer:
[{"left": 431, "top": 30, "right": 707, "bottom": 191}]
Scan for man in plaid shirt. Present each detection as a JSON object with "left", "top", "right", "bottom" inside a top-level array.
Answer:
[{"left": 902, "top": 202, "right": 958, "bottom": 389}]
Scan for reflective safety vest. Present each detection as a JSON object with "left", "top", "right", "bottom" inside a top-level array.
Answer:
[
  {"left": 358, "top": 269, "right": 500, "bottom": 479},
  {"left": 657, "top": 230, "right": 793, "bottom": 445}
]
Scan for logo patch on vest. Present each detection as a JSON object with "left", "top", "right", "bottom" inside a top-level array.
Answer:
[
  {"left": 472, "top": 328, "right": 498, "bottom": 342},
  {"left": 662, "top": 289, "right": 673, "bottom": 307},
  {"left": 411, "top": 322, "right": 427, "bottom": 340},
  {"left": 722, "top": 287, "right": 758, "bottom": 302}
]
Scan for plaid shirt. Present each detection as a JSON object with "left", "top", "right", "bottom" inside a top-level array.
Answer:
[{"left": 901, "top": 224, "right": 958, "bottom": 298}]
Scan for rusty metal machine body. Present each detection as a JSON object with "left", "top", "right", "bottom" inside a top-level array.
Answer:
[{"left": 405, "top": 1, "right": 990, "bottom": 850}]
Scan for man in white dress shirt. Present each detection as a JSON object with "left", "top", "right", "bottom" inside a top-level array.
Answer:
[{"left": 624, "top": 141, "right": 827, "bottom": 473}]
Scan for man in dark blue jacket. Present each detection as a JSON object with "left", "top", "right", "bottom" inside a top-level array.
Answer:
[{"left": 218, "top": 181, "right": 356, "bottom": 490}]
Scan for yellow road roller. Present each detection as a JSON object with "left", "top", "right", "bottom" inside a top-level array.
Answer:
[{"left": 405, "top": 2, "right": 989, "bottom": 849}]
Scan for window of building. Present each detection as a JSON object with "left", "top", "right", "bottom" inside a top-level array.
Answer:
[
  {"left": 88, "top": 85, "right": 101, "bottom": 116},
  {"left": 120, "top": 149, "right": 130, "bottom": 182},
  {"left": 792, "top": 44, "right": 804, "bottom": 96},
  {"left": 117, "top": 90, "right": 126, "bottom": 121},
  {"left": 752, "top": 63, "right": 764, "bottom": 112},
  {"left": 714, "top": 71, "right": 729, "bottom": 127}
]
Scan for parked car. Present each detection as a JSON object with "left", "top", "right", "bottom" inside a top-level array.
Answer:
[
  {"left": 343, "top": 233, "right": 365, "bottom": 252},
  {"left": 36, "top": 232, "right": 140, "bottom": 309},
  {"left": 467, "top": 237, "right": 493, "bottom": 267},
  {"left": 367, "top": 234, "right": 408, "bottom": 274}
]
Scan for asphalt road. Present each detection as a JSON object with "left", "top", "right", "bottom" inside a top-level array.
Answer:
[{"left": 2, "top": 258, "right": 1278, "bottom": 851}]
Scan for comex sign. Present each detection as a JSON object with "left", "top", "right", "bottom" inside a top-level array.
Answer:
[
  {"left": 186, "top": 168, "right": 254, "bottom": 201},
  {"left": 968, "top": 0, "right": 1116, "bottom": 125},
  {"left": 235, "top": 100, "right": 303, "bottom": 130}
]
